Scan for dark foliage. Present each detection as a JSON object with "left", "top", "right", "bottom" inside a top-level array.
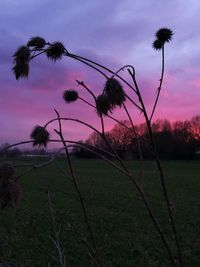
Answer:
[{"left": 74, "top": 116, "right": 200, "bottom": 160}]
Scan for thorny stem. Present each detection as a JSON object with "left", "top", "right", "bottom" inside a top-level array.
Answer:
[
  {"left": 67, "top": 52, "right": 138, "bottom": 94},
  {"left": 123, "top": 103, "right": 144, "bottom": 189},
  {"left": 128, "top": 69, "right": 183, "bottom": 267},
  {"left": 53, "top": 109, "right": 104, "bottom": 267},
  {"left": 60, "top": 140, "right": 176, "bottom": 265},
  {"left": 11, "top": 39, "right": 183, "bottom": 266},
  {"left": 69, "top": 139, "right": 176, "bottom": 265},
  {"left": 76, "top": 80, "right": 105, "bottom": 134},
  {"left": 149, "top": 46, "right": 165, "bottom": 122},
  {"left": 125, "top": 94, "right": 143, "bottom": 111},
  {"left": 65, "top": 52, "right": 108, "bottom": 79},
  {"left": 111, "top": 64, "right": 135, "bottom": 79},
  {"left": 76, "top": 80, "right": 96, "bottom": 101},
  {"left": 78, "top": 95, "right": 133, "bottom": 132},
  {"left": 45, "top": 117, "right": 127, "bottom": 171},
  {"left": 1, "top": 142, "right": 175, "bottom": 265}
]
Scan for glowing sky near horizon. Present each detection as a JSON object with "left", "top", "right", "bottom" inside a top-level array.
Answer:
[{"left": 0, "top": 0, "right": 200, "bottom": 148}]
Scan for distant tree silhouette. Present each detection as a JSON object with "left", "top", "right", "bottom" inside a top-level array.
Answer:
[{"left": 80, "top": 116, "right": 200, "bottom": 160}]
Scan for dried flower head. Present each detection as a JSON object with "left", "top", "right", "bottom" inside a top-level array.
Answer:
[
  {"left": 63, "top": 90, "right": 79, "bottom": 103},
  {"left": 152, "top": 39, "right": 164, "bottom": 50},
  {"left": 46, "top": 42, "right": 65, "bottom": 61},
  {"left": 27, "top": 36, "right": 46, "bottom": 49},
  {"left": 156, "top": 28, "right": 173, "bottom": 43},
  {"left": 104, "top": 78, "right": 126, "bottom": 108},
  {"left": 0, "top": 180, "right": 21, "bottom": 209},
  {"left": 13, "top": 46, "right": 30, "bottom": 63},
  {"left": 0, "top": 162, "right": 15, "bottom": 182},
  {"left": 96, "top": 94, "right": 112, "bottom": 115},
  {"left": 30, "top": 125, "right": 50, "bottom": 147},
  {"left": 12, "top": 46, "right": 30, "bottom": 79},
  {"left": 12, "top": 62, "right": 29, "bottom": 80}
]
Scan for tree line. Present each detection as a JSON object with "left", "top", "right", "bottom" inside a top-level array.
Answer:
[{"left": 73, "top": 115, "right": 200, "bottom": 160}]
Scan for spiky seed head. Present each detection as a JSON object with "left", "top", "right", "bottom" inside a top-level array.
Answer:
[
  {"left": 0, "top": 162, "right": 15, "bottom": 182},
  {"left": 0, "top": 180, "right": 21, "bottom": 209},
  {"left": 155, "top": 28, "right": 173, "bottom": 43},
  {"left": 30, "top": 125, "right": 50, "bottom": 147},
  {"left": 104, "top": 78, "right": 126, "bottom": 108},
  {"left": 27, "top": 36, "right": 46, "bottom": 49},
  {"left": 152, "top": 39, "right": 164, "bottom": 50},
  {"left": 96, "top": 94, "right": 112, "bottom": 115},
  {"left": 13, "top": 46, "right": 30, "bottom": 63},
  {"left": 46, "top": 42, "right": 65, "bottom": 61},
  {"left": 12, "top": 46, "right": 30, "bottom": 79},
  {"left": 12, "top": 62, "right": 29, "bottom": 80},
  {"left": 63, "top": 90, "right": 79, "bottom": 103}
]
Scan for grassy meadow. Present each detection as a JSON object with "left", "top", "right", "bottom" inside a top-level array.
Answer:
[{"left": 0, "top": 158, "right": 200, "bottom": 266}]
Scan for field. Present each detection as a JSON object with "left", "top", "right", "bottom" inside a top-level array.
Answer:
[{"left": 0, "top": 158, "right": 200, "bottom": 266}]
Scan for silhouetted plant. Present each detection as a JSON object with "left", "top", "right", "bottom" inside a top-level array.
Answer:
[
  {"left": 63, "top": 90, "right": 79, "bottom": 103},
  {"left": 30, "top": 125, "right": 50, "bottom": 147},
  {"left": 1, "top": 27, "right": 186, "bottom": 267}
]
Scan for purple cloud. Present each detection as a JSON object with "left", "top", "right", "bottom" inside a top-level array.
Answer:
[{"left": 0, "top": 0, "right": 200, "bottom": 148}]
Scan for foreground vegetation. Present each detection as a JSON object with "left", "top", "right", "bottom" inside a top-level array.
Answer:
[{"left": 0, "top": 158, "right": 199, "bottom": 266}]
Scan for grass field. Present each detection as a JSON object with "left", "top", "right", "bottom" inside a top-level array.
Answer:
[{"left": 0, "top": 158, "right": 200, "bottom": 266}]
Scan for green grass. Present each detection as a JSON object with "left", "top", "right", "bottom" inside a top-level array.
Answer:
[{"left": 0, "top": 158, "right": 200, "bottom": 266}]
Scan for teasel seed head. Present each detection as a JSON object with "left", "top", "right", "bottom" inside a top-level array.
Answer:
[
  {"left": 12, "top": 45, "right": 30, "bottom": 79},
  {"left": 13, "top": 46, "right": 30, "bottom": 63},
  {"left": 46, "top": 42, "right": 65, "bottom": 61},
  {"left": 27, "top": 36, "right": 46, "bottom": 49},
  {"left": 63, "top": 90, "right": 79, "bottom": 103},
  {"left": 30, "top": 125, "right": 50, "bottom": 147},
  {"left": 96, "top": 94, "right": 112, "bottom": 115},
  {"left": 12, "top": 62, "right": 29, "bottom": 80},
  {"left": 155, "top": 28, "right": 173, "bottom": 43},
  {"left": 104, "top": 78, "right": 126, "bottom": 108},
  {"left": 152, "top": 39, "right": 164, "bottom": 50}
]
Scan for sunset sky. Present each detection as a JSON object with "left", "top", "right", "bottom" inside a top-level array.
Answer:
[{"left": 0, "top": 0, "right": 200, "bottom": 148}]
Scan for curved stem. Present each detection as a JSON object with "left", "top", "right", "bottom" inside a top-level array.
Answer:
[
  {"left": 0, "top": 141, "right": 33, "bottom": 151},
  {"left": 150, "top": 46, "right": 165, "bottom": 122},
  {"left": 76, "top": 80, "right": 105, "bottom": 134},
  {"left": 76, "top": 80, "right": 96, "bottom": 101},
  {"left": 123, "top": 103, "right": 144, "bottom": 188},
  {"left": 67, "top": 52, "right": 138, "bottom": 94},
  {"left": 129, "top": 70, "right": 182, "bottom": 267},
  {"left": 111, "top": 64, "right": 135, "bottom": 78},
  {"left": 54, "top": 109, "right": 104, "bottom": 267},
  {"left": 78, "top": 96, "right": 134, "bottom": 132},
  {"left": 66, "top": 53, "right": 108, "bottom": 79},
  {"left": 125, "top": 94, "right": 143, "bottom": 112}
]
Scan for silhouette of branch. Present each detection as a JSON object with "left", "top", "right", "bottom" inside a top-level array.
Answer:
[
  {"left": 53, "top": 109, "right": 105, "bottom": 267},
  {"left": 150, "top": 46, "right": 165, "bottom": 122},
  {"left": 128, "top": 67, "right": 182, "bottom": 267}
]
